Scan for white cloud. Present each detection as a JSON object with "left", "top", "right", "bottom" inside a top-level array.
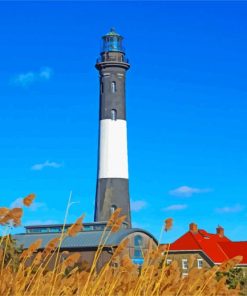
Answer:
[
  {"left": 31, "top": 160, "right": 62, "bottom": 171},
  {"left": 13, "top": 72, "right": 36, "bottom": 87},
  {"left": 39, "top": 67, "right": 52, "bottom": 80},
  {"left": 132, "top": 221, "right": 150, "bottom": 229},
  {"left": 163, "top": 204, "right": 188, "bottom": 211},
  {"left": 169, "top": 186, "right": 211, "bottom": 197},
  {"left": 29, "top": 202, "right": 47, "bottom": 212},
  {"left": 10, "top": 198, "right": 24, "bottom": 209},
  {"left": 131, "top": 200, "right": 148, "bottom": 212},
  {"left": 215, "top": 204, "right": 244, "bottom": 214},
  {"left": 12, "top": 67, "right": 53, "bottom": 87}
]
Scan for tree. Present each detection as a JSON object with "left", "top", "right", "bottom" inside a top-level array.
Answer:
[
  {"left": 216, "top": 267, "right": 247, "bottom": 294},
  {"left": 0, "top": 234, "right": 23, "bottom": 271}
]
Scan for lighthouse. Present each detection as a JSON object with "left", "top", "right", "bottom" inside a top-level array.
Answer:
[
  {"left": 94, "top": 28, "right": 131, "bottom": 227},
  {"left": 14, "top": 29, "right": 159, "bottom": 264}
]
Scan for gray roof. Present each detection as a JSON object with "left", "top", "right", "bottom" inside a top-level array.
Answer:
[{"left": 13, "top": 228, "right": 157, "bottom": 250}]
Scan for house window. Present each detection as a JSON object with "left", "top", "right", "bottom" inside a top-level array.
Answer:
[
  {"left": 182, "top": 259, "right": 188, "bottom": 270},
  {"left": 134, "top": 235, "right": 143, "bottom": 258},
  {"left": 84, "top": 225, "right": 93, "bottom": 231},
  {"left": 134, "top": 249, "right": 142, "bottom": 258},
  {"left": 197, "top": 259, "right": 203, "bottom": 269},
  {"left": 50, "top": 228, "right": 61, "bottom": 233},
  {"left": 110, "top": 205, "right": 117, "bottom": 215},
  {"left": 111, "top": 81, "right": 116, "bottom": 93},
  {"left": 182, "top": 273, "right": 188, "bottom": 278},
  {"left": 134, "top": 235, "right": 143, "bottom": 247},
  {"left": 166, "top": 259, "right": 172, "bottom": 265},
  {"left": 111, "top": 109, "right": 117, "bottom": 121}
]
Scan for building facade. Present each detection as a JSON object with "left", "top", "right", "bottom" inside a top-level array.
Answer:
[
  {"left": 15, "top": 223, "right": 157, "bottom": 270},
  {"left": 163, "top": 223, "right": 247, "bottom": 276}
]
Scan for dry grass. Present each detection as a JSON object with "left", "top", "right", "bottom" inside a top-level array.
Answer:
[{"left": 0, "top": 194, "right": 243, "bottom": 296}]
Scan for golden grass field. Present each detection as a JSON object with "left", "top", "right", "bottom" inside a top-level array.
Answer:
[{"left": 0, "top": 194, "right": 244, "bottom": 295}]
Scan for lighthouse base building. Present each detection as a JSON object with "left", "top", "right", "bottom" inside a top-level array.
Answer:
[{"left": 14, "top": 222, "right": 157, "bottom": 270}]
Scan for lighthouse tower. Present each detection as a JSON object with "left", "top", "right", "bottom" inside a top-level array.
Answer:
[{"left": 94, "top": 28, "right": 131, "bottom": 227}]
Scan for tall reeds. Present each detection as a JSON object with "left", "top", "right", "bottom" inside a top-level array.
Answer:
[{"left": 0, "top": 194, "right": 243, "bottom": 295}]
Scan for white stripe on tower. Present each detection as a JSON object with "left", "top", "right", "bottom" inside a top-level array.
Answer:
[{"left": 98, "top": 119, "right": 128, "bottom": 179}]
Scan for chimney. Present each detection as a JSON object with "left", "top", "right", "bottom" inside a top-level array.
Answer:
[
  {"left": 216, "top": 226, "right": 224, "bottom": 237},
  {"left": 189, "top": 223, "right": 198, "bottom": 233}
]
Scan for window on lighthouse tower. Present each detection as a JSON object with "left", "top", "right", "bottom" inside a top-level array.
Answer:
[
  {"left": 111, "top": 81, "right": 116, "bottom": 93},
  {"left": 110, "top": 205, "right": 117, "bottom": 215},
  {"left": 111, "top": 109, "right": 117, "bottom": 121}
]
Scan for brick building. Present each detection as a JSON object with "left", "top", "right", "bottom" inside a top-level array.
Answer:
[{"left": 164, "top": 223, "right": 247, "bottom": 276}]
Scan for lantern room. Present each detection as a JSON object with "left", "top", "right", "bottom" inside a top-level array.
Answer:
[
  {"left": 96, "top": 28, "right": 129, "bottom": 66},
  {"left": 101, "top": 28, "right": 125, "bottom": 53}
]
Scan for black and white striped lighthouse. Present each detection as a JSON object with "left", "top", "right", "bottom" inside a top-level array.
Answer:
[{"left": 94, "top": 28, "right": 131, "bottom": 227}]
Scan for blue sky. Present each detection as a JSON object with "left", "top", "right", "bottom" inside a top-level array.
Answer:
[{"left": 0, "top": 1, "right": 247, "bottom": 242}]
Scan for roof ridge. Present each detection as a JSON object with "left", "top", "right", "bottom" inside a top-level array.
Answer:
[{"left": 216, "top": 242, "right": 230, "bottom": 261}]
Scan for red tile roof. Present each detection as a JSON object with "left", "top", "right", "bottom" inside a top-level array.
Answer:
[
  {"left": 218, "top": 242, "right": 247, "bottom": 264},
  {"left": 169, "top": 228, "right": 247, "bottom": 264}
]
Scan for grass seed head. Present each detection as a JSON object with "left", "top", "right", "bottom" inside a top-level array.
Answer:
[
  {"left": 20, "top": 239, "right": 42, "bottom": 259},
  {"left": 158, "top": 244, "right": 168, "bottom": 253},
  {"left": 164, "top": 218, "right": 173, "bottom": 232},
  {"left": 67, "top": 214, "right": 85, "bottom": 237},
  {"left": 43, "top": 237, "right": 60, "bottom": 256},
  {"left": 33, "top": 252, "right": 43, "bottom": 266},
  {"left": 11, "top": 207, "right": 23, "bottom": 226},
  {"left": 23, "top": 193, "right": 36, "bottom": 207},
  {"left": 120, "top": 254, "right": 136, "bottom": 272},
  {"left": 111, "top": 215, "right": 127, "bottom": 232},
  {"left": 64, "top": 253, "right": 81, "bottom": 268},
  {"left": 0, "top": 248, "right": 3, "bottom": 261},
  {"left": 188, "top": 254, "right": 196, "bottom": 269},
  {"left": 10, "top": 208, "right": 23, "bottom": 219},
  {"left": 0, "top": 214, "right": 11, "bottom": 225},
  {"left": 219, "top": 255, "right": 243, "bottom": 272},
  {"left": 112, "top": 238, "right": 129, "bottom": 259},
  {"left": 107, "top": 208, "right": 122, "bottom": 227},
  {"left": 1, "top": 208, "right": 23, "bottom": 226},
  {"left": 29, "top": 239, "right": 42, "bottom": 253},
  {"left": 0, "top": 207, "right": 9, "bottom": 217}
]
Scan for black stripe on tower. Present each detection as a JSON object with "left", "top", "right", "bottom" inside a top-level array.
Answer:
[
  {"left": 95, "top": 178, "right": 131, "bottom": 226},
  {"left": 99, "top": 67, "right": 127, "bottom": 120}
]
